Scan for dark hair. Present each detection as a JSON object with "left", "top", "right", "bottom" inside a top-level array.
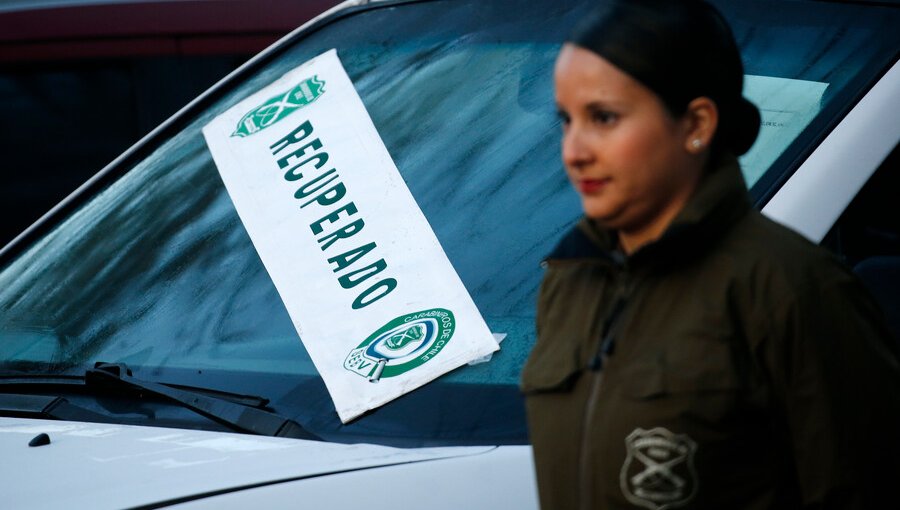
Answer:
[{"left": 569, "top": 0, "right": 760, "bottom": 155}]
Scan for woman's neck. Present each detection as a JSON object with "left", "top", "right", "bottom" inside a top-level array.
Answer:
[{"left": 616, "top": 175, "right": 701, "bottom": 255}]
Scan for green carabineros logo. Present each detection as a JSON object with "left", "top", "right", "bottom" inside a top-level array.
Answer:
[
  {"left": 232, "top": 75, "right": 325, "bottom": 137},
  {"left": 384, "top": 324, "right": 425, "bottom": 350},
  {"left": 344, "top": 308, "right": 456, "bottom": 381}
]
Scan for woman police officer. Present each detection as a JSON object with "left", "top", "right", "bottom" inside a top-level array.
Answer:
[{"left": 520, "top": 1, "right": 900, "bottom": 508}]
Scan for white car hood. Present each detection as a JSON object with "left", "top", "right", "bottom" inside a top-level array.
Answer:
[{"left": 0, "top": 417, "right": 493, "bottom": 509}]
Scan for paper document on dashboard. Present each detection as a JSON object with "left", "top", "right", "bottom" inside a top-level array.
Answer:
[{"left": 741, "top": 75, "right": 829, "bottom": 184}]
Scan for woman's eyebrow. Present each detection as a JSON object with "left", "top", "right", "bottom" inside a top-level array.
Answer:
[{"left": 584, "top": 100, "right": 625, "bottom": 112}]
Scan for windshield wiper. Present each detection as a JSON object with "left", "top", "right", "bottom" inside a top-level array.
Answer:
[
  {"left": 85, "top": 362, "right": 320, "bottom": 440},
  {"left": 0, "top": 393, "right": 116, "bottom": 423},
  {"left": 0, "top": 371, "right": 267, "bottom": 407},
  {"left": 0, "top": 362, "right": 320, "bottom": 441}
]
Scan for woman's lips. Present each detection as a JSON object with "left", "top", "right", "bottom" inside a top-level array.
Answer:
[{"left": 578, "top": 178, "right": 610, "bottom": 194}]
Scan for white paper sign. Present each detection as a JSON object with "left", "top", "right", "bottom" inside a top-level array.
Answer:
[
  {"left": 740, "top": 75, "right": 829, "bottom": 186},
  {"left": 202, "top": 49, "right": 498, "bottom": 423}
]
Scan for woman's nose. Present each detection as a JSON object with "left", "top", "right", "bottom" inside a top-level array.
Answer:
[{"left": 562, "top": 128, "right": 593, "bottom": 171}]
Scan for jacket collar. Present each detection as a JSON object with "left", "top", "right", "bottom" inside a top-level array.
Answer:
[{"left": 547, "top": 153, "right": 751, "bottom": 268}]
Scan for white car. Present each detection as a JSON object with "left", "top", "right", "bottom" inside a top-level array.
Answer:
[{"left": 1, "top": 0, "right": 898, "bottom": 508}]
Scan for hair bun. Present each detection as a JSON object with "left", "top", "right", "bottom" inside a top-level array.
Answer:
[
  {"left": 569, "top": 0, "right": 761, "bottom": 157},
  {"left": 726, "top": 97, "right": 761, "bottom": 156}
]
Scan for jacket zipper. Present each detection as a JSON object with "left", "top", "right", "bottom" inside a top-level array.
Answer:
[
  {"left": 578, "top": 277, "right": 634, "bottom": 510},
  {"left": 579, "top": 363, "right": 605, "bottom": 510}
]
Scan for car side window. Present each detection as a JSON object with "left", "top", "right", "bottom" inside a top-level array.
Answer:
[
  {"left": 824, "top": 146, "right": 900, "bottom": 266},
  {"left": 823, "top": 145, "right": 900, "bottom": 342}
]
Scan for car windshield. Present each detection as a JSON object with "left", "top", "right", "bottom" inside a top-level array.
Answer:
[{"left": 1, "top": 0, "right": 898, "bottom": 447}]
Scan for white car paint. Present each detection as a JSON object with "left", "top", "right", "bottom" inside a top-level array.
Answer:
[
  {"left": 762, "top": 59, "right": 900, "bottom": 243},
  {"left": 169, "top": 445, "right": 539, "bottom": 510},
  {"left": 0, "top": 417, "right": 497, "bottom": 510}
]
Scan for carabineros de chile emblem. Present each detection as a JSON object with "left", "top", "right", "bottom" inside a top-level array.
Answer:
[
  {"left": 232, "top": 75, "right": 325, "bottom": 137},
  {"left": 344, "top": 308, "right": 456, "bottom": 382}
]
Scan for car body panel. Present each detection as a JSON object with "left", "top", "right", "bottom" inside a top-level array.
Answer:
[
  {"left": 0, "top": 417, "right": 495, "bottom": 509},
  {"left": 169, "top": 444, "right": 538, "bottom": 510},
  {"left": 763, "top": 59, "right": 900, "bottom": 243}
]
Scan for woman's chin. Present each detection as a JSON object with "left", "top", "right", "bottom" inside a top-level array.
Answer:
[{"left": 581, "top": 202, "right": 621, "bottom": 226}]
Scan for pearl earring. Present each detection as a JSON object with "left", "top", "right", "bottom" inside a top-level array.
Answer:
[{"left": 691, "top": 139, "right": 703, "bottom": 149}]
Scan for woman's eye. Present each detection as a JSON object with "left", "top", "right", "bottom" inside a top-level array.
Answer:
[
  {"left": 592, "top": 110, "right": 618, "bottom": 125},
  {"left": 557, "top": 110, "right": 571, "bottom": 126}
]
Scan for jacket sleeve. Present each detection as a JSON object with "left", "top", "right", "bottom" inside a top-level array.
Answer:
[{"left": 764, "top": 277, "right": 900, "bottom": 509}]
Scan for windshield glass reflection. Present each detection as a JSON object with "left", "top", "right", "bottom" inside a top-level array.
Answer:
[{"left": 1, "top": 0, "right": 898, "bottom": 446}]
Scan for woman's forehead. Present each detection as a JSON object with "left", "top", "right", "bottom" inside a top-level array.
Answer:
[{"left": 554, "top": 45, "right": 646, "bottom": 106}]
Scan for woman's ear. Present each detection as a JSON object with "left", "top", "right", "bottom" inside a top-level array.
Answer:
[{"left": 682, "top": 97, "right": 719, "bottom": 155}]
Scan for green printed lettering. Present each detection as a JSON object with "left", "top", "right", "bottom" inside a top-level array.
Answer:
[
  {"left": 284, "top": 152, "right": 329, "bottom": 181},
  {"left": 265, "top": 120, "right": 399, "bottom": 314},
  {"left": 337, "top": 258, "right": 387, "bottom": 289},
  {"left": 351, "top": 278, "right": 398, "bottom": 309},
  {"left": 310, "top": 203, "right": 358, "bottom": 235},
  {"left": 300, "top": 182, "right": 346, "bottom": 208},
  {"left": 269, "top": 120, "right": 313, "bottom": 155},
  {"left": 294, "top": 169, "right": 338, "bottom": 203},
  {"left": 277, "top": 139, "right": 322, "bottom": 169},
  {"left": 327, "top": 242, "right": 376, "bottom": 272},
  {"left": 317, "top": 219, "right": 364, "bottom": 250}
]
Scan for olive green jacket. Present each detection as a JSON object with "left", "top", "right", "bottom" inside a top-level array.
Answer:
[{"left": 521, "top": 155, "right": 900, "bottom": 510}]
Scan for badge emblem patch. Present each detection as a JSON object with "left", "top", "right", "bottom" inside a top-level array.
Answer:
[
  {"left": 344, "top": 308, "right": 455, "bottom": 381},
  {"left": 232, "top": 75, "right": 325, "bottom": 137},
  {"left": 620, "top": 427, "right": 698, "bottom": 510}
]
